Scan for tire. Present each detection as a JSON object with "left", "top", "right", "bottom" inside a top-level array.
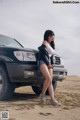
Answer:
[
  {"left": 32, "top": 84, "right": 43, "bottom": 95},
  {"left": 32, "top": 81, "right": 57, "bottom": 95},
  {"left": 0, "top": 65, "right": 15, "bottom": 101}
]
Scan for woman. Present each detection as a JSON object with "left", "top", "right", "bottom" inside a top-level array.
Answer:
[{"left": 37, "top": 30, "right": 61, "bottom": 106}]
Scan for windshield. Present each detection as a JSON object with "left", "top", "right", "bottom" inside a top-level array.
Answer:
[{"left": 0, "top": 35, "right": 23, "bottom": 48}]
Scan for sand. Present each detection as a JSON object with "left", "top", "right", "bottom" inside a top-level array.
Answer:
[{"left": 0, "top": 76, "right": 80, "bottom": 120}]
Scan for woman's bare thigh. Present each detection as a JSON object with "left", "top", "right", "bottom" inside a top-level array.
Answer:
[
  {"left": 48, "top": 68, "right": 53, "bottom": 80},
  {"left": 39, "top": 64, "right": 51, "bottom": 80}
]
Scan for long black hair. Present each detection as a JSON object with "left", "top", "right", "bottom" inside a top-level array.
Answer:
[{"left": 44, "top": 30, "right": 55, "bottom": 49}]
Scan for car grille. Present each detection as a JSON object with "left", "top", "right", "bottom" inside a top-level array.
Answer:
[{"left": 54, "top": 56, "right": 61, "bottom": 65}]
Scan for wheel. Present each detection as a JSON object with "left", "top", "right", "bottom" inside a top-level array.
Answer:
[
  {"left": 32, "top": 81, "right": 57, "bottom": 95},
  {"left": 0, "top": 65, "right": 15, "bottom": 101},
  {"left": 32, "top": 84, "right": 42, "bottom": 95},
  {"left": 53, "top": 81, "right": 57, "bottom": 91}
]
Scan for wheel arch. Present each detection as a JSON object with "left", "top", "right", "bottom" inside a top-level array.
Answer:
[{"left": 0, "top": 60, "right": 10, "bottom": 81}]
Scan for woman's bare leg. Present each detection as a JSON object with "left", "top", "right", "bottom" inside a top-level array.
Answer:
[
  {"left": 48, "top": 68, "right": 61, "bottom": 106},
  {"left": 39, "top": 64, "right": 52, "bottom": 96},
  {"left": 39, "top": 64, "right": 60, "bottom": 105},
  {"left": 48, "top": 68, "right": 55, "bottom": 100}
]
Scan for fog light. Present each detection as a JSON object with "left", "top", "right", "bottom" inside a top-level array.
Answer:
[{"left": 24, "top": 71, "right": 34, "bottom": 76}]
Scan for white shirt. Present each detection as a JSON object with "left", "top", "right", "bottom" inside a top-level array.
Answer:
[{"left": 45, "top": 42, "right": 55, "bottom": 57}]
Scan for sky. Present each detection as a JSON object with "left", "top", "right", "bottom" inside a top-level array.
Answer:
[{"left": 0, "top": 0, "right": 80, "bottom": 76}]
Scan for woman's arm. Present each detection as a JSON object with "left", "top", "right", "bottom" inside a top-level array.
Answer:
[{"left": 43, "top": 41, "right": 55, "bottom": 55}]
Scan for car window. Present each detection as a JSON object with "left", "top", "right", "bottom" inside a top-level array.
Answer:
[{"left": 0, "top": 35, "right": 23, "bottom": 48}]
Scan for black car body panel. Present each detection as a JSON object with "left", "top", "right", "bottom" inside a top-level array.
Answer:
[{"left": 0, "top": 34, "right": 67, "bottom": 85}]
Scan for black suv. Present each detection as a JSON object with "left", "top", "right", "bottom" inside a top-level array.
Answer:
[{"left": 0, "top": 34, "right": 67, "bottom": 100}]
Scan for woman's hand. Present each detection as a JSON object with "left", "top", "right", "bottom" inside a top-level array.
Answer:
[{"left": 48, "top": 64, "right": 53, "bottom": 69}]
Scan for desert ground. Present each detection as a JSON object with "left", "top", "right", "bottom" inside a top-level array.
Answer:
[{"left": 0, "top": 76, "right": 80, "bottom": 120}]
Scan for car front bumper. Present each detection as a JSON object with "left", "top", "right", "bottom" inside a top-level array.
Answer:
[{"left": 6, "top": 62, "right": 67, "bottom": 83}]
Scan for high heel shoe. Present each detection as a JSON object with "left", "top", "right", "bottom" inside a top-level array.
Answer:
[
  {"left": 50, "top": 98, "right": 61, "bottom": 107},
  {"left": 40, "top": 93, "right": 46, "bottom": 105}
]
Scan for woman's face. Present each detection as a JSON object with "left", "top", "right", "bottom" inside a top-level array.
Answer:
[{"left": 48, "top": 35, "right": 55, "bottom": 43}]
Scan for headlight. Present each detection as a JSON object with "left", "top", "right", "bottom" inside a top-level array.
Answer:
[
  {"left": 14, "top": 51, "right": 36, "bottom": 61},
  {"left": 60, "top": 57, "right": 64, "bottom": 65}
]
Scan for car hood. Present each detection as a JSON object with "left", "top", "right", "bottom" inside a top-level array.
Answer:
[{"left": 0, "top": 46, "right": 38, "bottom": 52}]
